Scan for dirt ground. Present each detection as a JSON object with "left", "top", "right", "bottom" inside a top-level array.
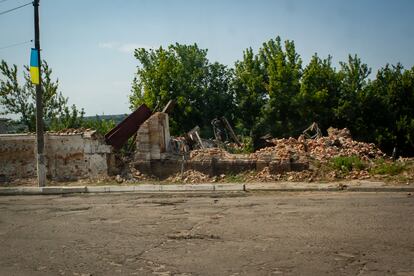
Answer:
[{"left": 0, "top": 191, "right": 413, "bottom": 275}]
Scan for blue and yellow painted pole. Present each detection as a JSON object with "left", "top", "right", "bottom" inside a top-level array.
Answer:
[
  {"left": 30, "top": 48, "right": 40, "bottom": 85},
  {"left": 33, "top": 0, "right": 46, "bottom": 187}
]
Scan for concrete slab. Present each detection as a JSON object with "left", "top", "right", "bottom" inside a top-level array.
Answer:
[
  {"left": 1, "top": 181, "right": 413, "bottom": 196},
  {"left": 134, "top": 185, "right": 162, "bottom": 192},
  {"left": 214, "top": 184, "right": 245, "bottom": 191},
  {"left": 108, "top": 186, "right": 135, "bottom": 192},
  {"left": 161, "top": 185, "right": 187, "bottom": 192},
  {"left": 86, "top": 186, "right": 111, "bottom": 193},
  {"left": 183, "top": 184, "right": 215, "bottom": 191},
  {"left": 18, "top": 187, "right": 42, "bottom": 194},
  {"left": 41, "top": 186, "right": 86, "bottom": 194}
]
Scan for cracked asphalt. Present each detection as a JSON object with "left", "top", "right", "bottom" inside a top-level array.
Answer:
[{"left": 0, "top": 191, "right": 413, "bottom": 275}]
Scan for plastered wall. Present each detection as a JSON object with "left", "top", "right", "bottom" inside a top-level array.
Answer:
[{"left": 0, "top": 132, "right": 113, "bottom": 181}]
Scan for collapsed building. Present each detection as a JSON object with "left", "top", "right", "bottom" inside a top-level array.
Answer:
[{"left": 0, "top": 103, "right": 386, "bottom": 183}]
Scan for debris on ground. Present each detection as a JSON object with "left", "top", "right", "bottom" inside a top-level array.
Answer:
[
  {"left": 250, "top": 127, "right": 384, "bottom": 162},
  {"left": 303, "top": 122, "right": 322, "bottom": 139},
  {"left": 166, "top": 170, "right": 211, "bottom": 183},
  {"left": 180, "top": 127, "right": 388, "bottom": 182},
  {"left": 46, "top": 128, "right": 95, "bottom": 135},
  {"left": 245, "top": 167, "right": 282, "bottom": 182}
]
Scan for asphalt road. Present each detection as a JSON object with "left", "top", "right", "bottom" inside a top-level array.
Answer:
[{"left": 0, "top": 191, "right": 413, "bottom": 276}]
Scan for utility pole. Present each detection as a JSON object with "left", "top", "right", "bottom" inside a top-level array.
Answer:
[{"left": 33, "top": 0, "right": 46, "bottom": 187}]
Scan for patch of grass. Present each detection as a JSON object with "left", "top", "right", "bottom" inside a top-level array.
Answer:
[
  {"left": 370, "top": 159, "right": 406, "bottom": 176},
  {"left": 225, "top": 136, "right": 254, "bottom": 154},
  {"left": 330, "top": 156, "right": 366, "bottom": 172},
  {"left": 222, "top": 174, "right": 245, "bottom": 183}
]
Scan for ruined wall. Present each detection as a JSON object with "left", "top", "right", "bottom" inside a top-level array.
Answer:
[
  {"left": 0, "top": 132, "right": 113, "bottom": 181},
  {"left": 134, "top": 112, "right": 171, "bottom": 161},
  {"left": 132, "top": 112, "right": 308, "bottom": 179}
]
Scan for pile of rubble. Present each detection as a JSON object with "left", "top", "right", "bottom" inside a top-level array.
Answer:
[
  {"left": 251, "top": 127, "right": 384, "bottom": 162},
  {"left": 245, "top": 167, "right": 282, "bottom": 182},
  {"left": 47, "top": 128, "right": 95, "bottom": 135},
  {"left": 171, "top": 127, "right": 386, "bottom": 183},
  {"left": 166, "top": 170, "right": 211, "bottom": 183},
  {"left": 243, "top": 167, "right": 316, "bottom": 182}
]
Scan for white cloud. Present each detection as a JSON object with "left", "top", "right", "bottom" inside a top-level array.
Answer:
[
  {"left": 98, "top": 42, "right": 118, "bottom": 49},
  {"left": 98, "top": 42, "right": 153, "bottom": 53}
]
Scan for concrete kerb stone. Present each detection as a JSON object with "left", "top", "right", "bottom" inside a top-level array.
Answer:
[
  {"left": 215, "top": 184, "right": 246, "bottom": 191},
  {"left": 346, "top": 187, "right": 414, "bottom": 192},
  {"left": 0, "top": 187, "right": 41, "bottom": 195},
  {"left": 160, "top": 185, "right": 187, "bottom": 192},
  {"left": 184, "top": 184, "right": 215, "bottom": 191},
  {"left": 134, "top": 185, "right": 162, "bottom": 192},
  {"left": 108, "top": 186, "right": 135, "bottom": 193},
  {"left": 86, "top": 186, "right": 110, "bottom": 193},
  {"left": 41, "top": 186, "right": 86, "bottom": 194},
  {"left": 0, "top": 183, "right": 413, "bottom": 196}
]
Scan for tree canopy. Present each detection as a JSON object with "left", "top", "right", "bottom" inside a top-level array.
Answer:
[
  {"left": 0, "top": 60, "right": 84, "bottom": 131},
  {"left": 130, "top": 37, "right": 414, "bottom": 155},
  {"left": 130, "top": 43, "right": 235, "bottom": 135}
]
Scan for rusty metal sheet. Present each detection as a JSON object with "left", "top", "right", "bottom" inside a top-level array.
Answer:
[{"left": 105, "top": 104, "right": 152, "bottom": 150}]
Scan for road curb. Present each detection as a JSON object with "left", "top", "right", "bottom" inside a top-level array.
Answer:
[
  {"left": 0, "top": 184, "right": 246, "bottom": 195},
  {"left": 245, "top": 187, "right": 414, "bottom": 192},
  {"left": 1, "top": 184, "right": 413, "bottom": 196}
]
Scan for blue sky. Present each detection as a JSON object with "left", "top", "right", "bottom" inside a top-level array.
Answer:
[{"left": 1, "top": 0, "right": 414, "bottom": 117}]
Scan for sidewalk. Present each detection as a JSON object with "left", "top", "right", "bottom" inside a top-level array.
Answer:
[{"left": 0, "top": 180, "right": 413, "bottom": 195}]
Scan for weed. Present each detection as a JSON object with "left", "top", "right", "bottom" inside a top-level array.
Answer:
[
  {"left": 330, "top": 156, "right": 366, "bottom": 172},
  {"left": 370, "top": 159, "right": 406, "bottom": 175},
  {"left": 223, "top": 174, "right": 245, "bottom": 183}
]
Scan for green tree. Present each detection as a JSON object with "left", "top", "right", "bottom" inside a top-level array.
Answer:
[
  {"left": 260, "top": 37, "right": 302, "bottom": 137},
  {"left": 130, "top": 43, "right": 234, "bottom": 135},
  {"left": 233, "top": 47, "right": 267, "bottom": 137},
  {"left": 0, "top": 59, "right": 83, "bottom": 131},
  {"left": 233, "top": 36, "right": 302, "bottom": 146},
  {"left": 49, "top": 104, "right": 85, "bottom": 131},
  {"left": 298, "top": 54, "right": 341, "bottom": 131},
  {"left": 366, "top": 64, "right": 414, "bottom": 154},
  {"left": 335, "top": 54, "right": 371, "bottom": 135}
]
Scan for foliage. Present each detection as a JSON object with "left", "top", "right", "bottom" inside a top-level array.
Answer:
[
  {"left": 233, "top": 37, "right": 302, "bottom": 146},
  {"left": 298, "top": 54, "right": 341, "bottom": 132},
  {"left": 330, "top": 156, "right": 366, "bottom": 172},
  {"left": 233, "top": 38, "right": 414, "bottom": 155},
  {"left": 0, "top": 60, "right": 84, "bottom": 131},
  {"left": 49, "top": 104, "right": 85, "bottom": 131},
  {"left": 232, "top": 47, "right": 267, "bottom": 137},
  {"left": 370, "top": 159, "right": 406, "bottom": 175},
  {"left": 225, "top": 136, "right": 254, "bottom": 154},
  {"left": 130, "top": 43, "right": 235, "bottom": 136},
  {"left": 128, "top": 37, "right": 414, "bottom": 156},
  {"left": 222, "top": 174, "right": 245, "bottom": 183},
  {"left": 82, "top": 116, "right": 116, "bottom": 135}
]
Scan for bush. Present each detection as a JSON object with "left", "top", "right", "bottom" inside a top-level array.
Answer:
[
  {"left": 370, "top": 159, "right": 406, "bottom": 175},
  {"left": 82, "top": 116, "right": 116, "bottom": 135},
  {"left": 330, "top": 156, "right": 366, "bottom": 172},
  {"left": 223, "top": 174, "right": 245, "bottom": 183},
  {"left": 226, "top": 136, "right": 254, "bottom": 154}
]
